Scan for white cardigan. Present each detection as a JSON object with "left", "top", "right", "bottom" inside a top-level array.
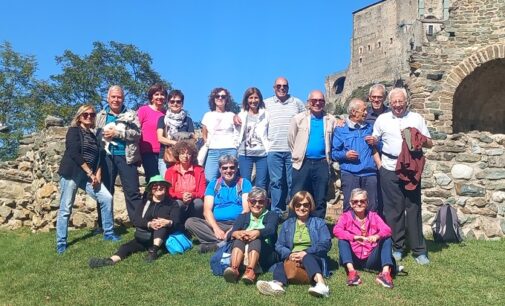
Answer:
[{"left": 234, "top": 108, "right": 270, "bottom": 153}]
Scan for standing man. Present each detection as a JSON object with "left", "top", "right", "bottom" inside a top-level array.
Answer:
[
  {"left": 264, "top": 77, "right": 305, "bottom": 217},
  {"left": 288, "top": 90, "right": 335, "bottom": 218},
  {"left": 372, "top": 88, "right": 433, "bottom": 265},
  {"left": 332, "top": 98, "right": 380, "bottom": 212},
  {"left": 365, "top": 84, "right": 390, "bottom": 126},
  {"left": 96, "top": 85, "right": 143, "bottom": 225}
]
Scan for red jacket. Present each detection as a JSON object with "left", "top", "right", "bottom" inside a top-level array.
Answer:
[
  {"left": 396, "top": 127, "right": 427, "bottom": 190},
  {"left": 164, "top": 164, "right": 206, "bottom": 200}
]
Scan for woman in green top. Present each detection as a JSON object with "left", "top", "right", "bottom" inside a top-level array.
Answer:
[
  {"left": 223, "top": 187, "right": 279, "bottom": 284},
  {"left": 256, "top": 191, "right": 332, "bottom": 298}
]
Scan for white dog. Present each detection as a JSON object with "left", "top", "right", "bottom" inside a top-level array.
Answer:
[{"left": 101, "top": 112, "right": 136, "bottom": 155}]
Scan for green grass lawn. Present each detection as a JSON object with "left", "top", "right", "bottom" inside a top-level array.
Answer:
[{"left": 1, "top": 228, "right": 504, "bottom": 305}]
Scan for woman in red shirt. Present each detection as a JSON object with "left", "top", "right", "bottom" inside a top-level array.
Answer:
[{"left": 164, "top": 141, "right": 206, "bottom": 220}]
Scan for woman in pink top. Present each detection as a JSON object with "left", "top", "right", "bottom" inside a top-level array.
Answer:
[
  {"left": 137, "top": 83, "right": 167, "bottom": 182},
  {"left": 333, "top": 188, "right": 396, "bottom": 289}
]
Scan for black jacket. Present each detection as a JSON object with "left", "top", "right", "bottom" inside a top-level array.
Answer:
[
  {"left": 58, "top": 127, "right": 104, "bottom": 180},
  {"left": 134, "top": 197, "right": 181, "bottom": 232}
]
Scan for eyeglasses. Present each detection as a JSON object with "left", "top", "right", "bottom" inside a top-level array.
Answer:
[
  {"left": 369, "top": 95, "right": 384, "bottom": 100},
  {"left": 169, "top": 99, "right": 183, "bottom": 105},
  {"left": 152, "top": 183, "right": 166, "bottom": 190},
  {"left": 294, "top": 202, "right": 310, "bottom": 209},
  {"left": 249, "top": 199, "right": 266, "bottom": 206},
  {"left": 220, "top": 166, "right": 236, "bottom": 171},
  {"left": 81, "top": 112, "right": 96, "bottom": 119},
  {"left": 215, "top": 94, "right": 227, "bottom": 100},
  {"left": 275, "top": 84, "right": 289, "bottom": 89},
  {"left": 309, "top": 99, "right": 325, "bottom": 104},
  {"left": 351, "top": 199, "right": 367, "bottom": 205}
]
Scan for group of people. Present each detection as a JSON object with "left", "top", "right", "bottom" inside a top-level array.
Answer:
[{"left": 55, "top": 76, "right": 433, "bottom": 297}]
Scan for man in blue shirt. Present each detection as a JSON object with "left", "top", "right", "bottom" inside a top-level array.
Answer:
[
  {"left": 185, "top": 154, "right": 252, "bottom": 253},
  {"left": 332, "top": 98, "right": 381, "bottom": 212},
  {"left": 288, "top": 90, "right": 336, "bottom": 218}
]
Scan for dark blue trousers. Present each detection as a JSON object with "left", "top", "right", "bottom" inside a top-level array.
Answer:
[
  {"left": 291, "top": 158, "right": 330, "bottom": 219},
  {"left": 338, "top": 238, "right": 395, "bottom": 273},
  {"left": 273, "top": 253, "right": 324, "bottom": 286}
]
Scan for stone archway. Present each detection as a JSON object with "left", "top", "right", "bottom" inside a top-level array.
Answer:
[
  {"left": 440, "top": 43, "right": 505, "bottom": 133},
  {"left": 453, "top": 58, "right": 505, "bottom": 133}
]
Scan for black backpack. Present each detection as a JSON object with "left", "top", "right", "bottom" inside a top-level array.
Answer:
[{"left": 432, "top": 204, "right": 463, "bottom": 243}]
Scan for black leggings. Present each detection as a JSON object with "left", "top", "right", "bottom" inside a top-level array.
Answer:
[{"left": 115, "top": 228, "right": 169, "bottom": 259}]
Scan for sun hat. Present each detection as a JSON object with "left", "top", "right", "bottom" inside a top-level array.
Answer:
[{"left": 146, "top": 175, "right": 170, "bottom": 193}]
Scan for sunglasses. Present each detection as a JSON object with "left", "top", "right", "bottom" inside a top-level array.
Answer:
[
  {"left": 169, "top": 99, "right": 183, "bottom": 105},
  {"left": 294, "top": 202, "right": 310, "bottom": 209},
  {"left": 249, "top": 199, "right": 266, "bottom": 206},
  {"left": 275, "top": 84, "right": 289, "bottom": 89},
  {"left": 220, "top": 166, "right": 236, "bottom": 171},
  {"left": 215, "top": 94, "right": 227, "bottom": 99},
  {"left": 309, "top": 99, "right": 325, "bottom": 104},
  {"left": 81, "top": 112, "right": 96, "bottom": 119},
  {"left": 152, "top": 183, "right": 166, "bottom": 190},
  {"left": 351, "top": 199, "right": 367, "bottom": 205}
]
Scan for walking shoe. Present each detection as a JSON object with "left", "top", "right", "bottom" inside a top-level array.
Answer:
[
  {"left": 256, "top": 281, "right": 285, "bottom": 296},
  {"left": 56, "top": 244, "right": 67, "bottom": 255},
  {"left": 103, "top": 234, "right": 121, "bottom": 242},
  {"left": 241, "top": 267, "right": 256, "bottom": 284},
  {"left": 346, "top": 270, "right": 362, "bottom": 286},
  {"left": 91, "top": 227, "right": 103, "bottom": 236},
  {"left": 392, "top": 251, "right": 403, "bottom": 262},
  {"left": 376, "top": 271, "right": 394, "bottom": 289},
  {"left": 89, "top": 257, "right": 114, "bottom": 268},
  {"left": 145, "top": 248, "right": 159, "bottom": 262},
  {"left": 223, "top": 267, "right": 239, "bottom": 283},
  {"left": 308, "top": 283, "right": 330, "bottom": 298},
  {"left": 415, "top": 254, "right": 430, "bottom": 265},
  {"left": 199, "top": 243, "right": 218, "bottom": 254}
]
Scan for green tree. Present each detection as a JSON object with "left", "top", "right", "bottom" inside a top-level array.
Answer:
[
  {"left": 48, "top": 41, "right": 169, "bottom": 118},
  {"left": 0, "top": 41, "right": 40, "bottom": 160}
]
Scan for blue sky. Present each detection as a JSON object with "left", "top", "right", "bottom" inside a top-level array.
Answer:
[{"left": 0, "top": 0, "right": 376, "bottom": 121}]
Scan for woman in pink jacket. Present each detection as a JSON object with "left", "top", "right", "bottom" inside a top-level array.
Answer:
[{"left": 333, "top": 188, "right": 395, "bottom": 289}]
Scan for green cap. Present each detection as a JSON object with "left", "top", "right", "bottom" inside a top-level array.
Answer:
[{"left": 146, "top": 175, "right": 170, "bottom": 193}]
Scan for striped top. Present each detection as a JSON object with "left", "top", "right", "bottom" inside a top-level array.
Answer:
[
  {"left": 80, "top": 128, "right": 99, "bottom": 171},
  {"left": 264, "top": 95, "right": 305, "bottom": 152}
]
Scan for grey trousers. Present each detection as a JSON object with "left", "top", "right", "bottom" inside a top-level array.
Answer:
[{"left": 185, "top": 217, "right": 233, "bottom": 246}]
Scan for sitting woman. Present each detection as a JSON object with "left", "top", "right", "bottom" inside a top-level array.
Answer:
[
  {"left": 164, "top": 141, "right": 206, "bottom": 220},
  {"left": 223, "top": 187, "right": 279, "bottom": 284},
  {"left": 333, "top": 188, "right": 395, "bottom": 289},
  {"left": 89, "top": 175, "right": 180, "bottom": 268},
  {"left": 256, "top": 191, "right": 331, "bottom": 298}
]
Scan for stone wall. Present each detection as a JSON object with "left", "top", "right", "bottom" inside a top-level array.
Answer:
[{"left": 0, "top": 124, "right": 133, "bottom": 232}]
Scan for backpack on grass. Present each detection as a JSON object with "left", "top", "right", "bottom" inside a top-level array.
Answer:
[{"left": 432, "top": 203, "right": 463, "bottom": 243}]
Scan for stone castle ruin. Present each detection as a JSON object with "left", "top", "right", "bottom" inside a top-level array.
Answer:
[
  {"left": 326, "top": 0, "right": 505, "bottom": 239},
  {"left": 1, "top": 0, "right": 504, "bottom": 240}
]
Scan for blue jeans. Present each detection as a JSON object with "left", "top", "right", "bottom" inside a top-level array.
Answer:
[
  {"left": 338, "top": 238, "right": 395, "bottom": 273},
  {"left": 273, "top": 253, "right": 324, "bottom": 286},
  {"left": 238, "top": 155, "right": 268, "bottom": 189},
  {"left": 341, "top": 171, "right": 378, "bottom": 212},
  {"left": 291, "top": 158, "right": 330, "bottom": 219},
  {"left": 204, "top": 148, "right": 237, "bottom": 182},
  {"left": 267, "top": 152, "right": 292, "bottom": 214},
  {"left": 141, "top": 152, "right": 160, "bottom": 183},
  {"left": 56, "top": 172, "right": 114, "bottom": 247}
]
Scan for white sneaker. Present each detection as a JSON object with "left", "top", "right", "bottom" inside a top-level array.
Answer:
[
  {"left": 308, "top": 283, "right": 330, "bottom": 298},
  {"left": 256, "top": 280, "right": 285, "bottom": 296}
]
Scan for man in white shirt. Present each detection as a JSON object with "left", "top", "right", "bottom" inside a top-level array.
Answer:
[{"left": 372, "top": 88, "right": 433, "bottom": 265}]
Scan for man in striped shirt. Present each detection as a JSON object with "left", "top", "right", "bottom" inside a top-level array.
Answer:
[{"left": 264, "top": 77, "right": 305, "bottom": 217}]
